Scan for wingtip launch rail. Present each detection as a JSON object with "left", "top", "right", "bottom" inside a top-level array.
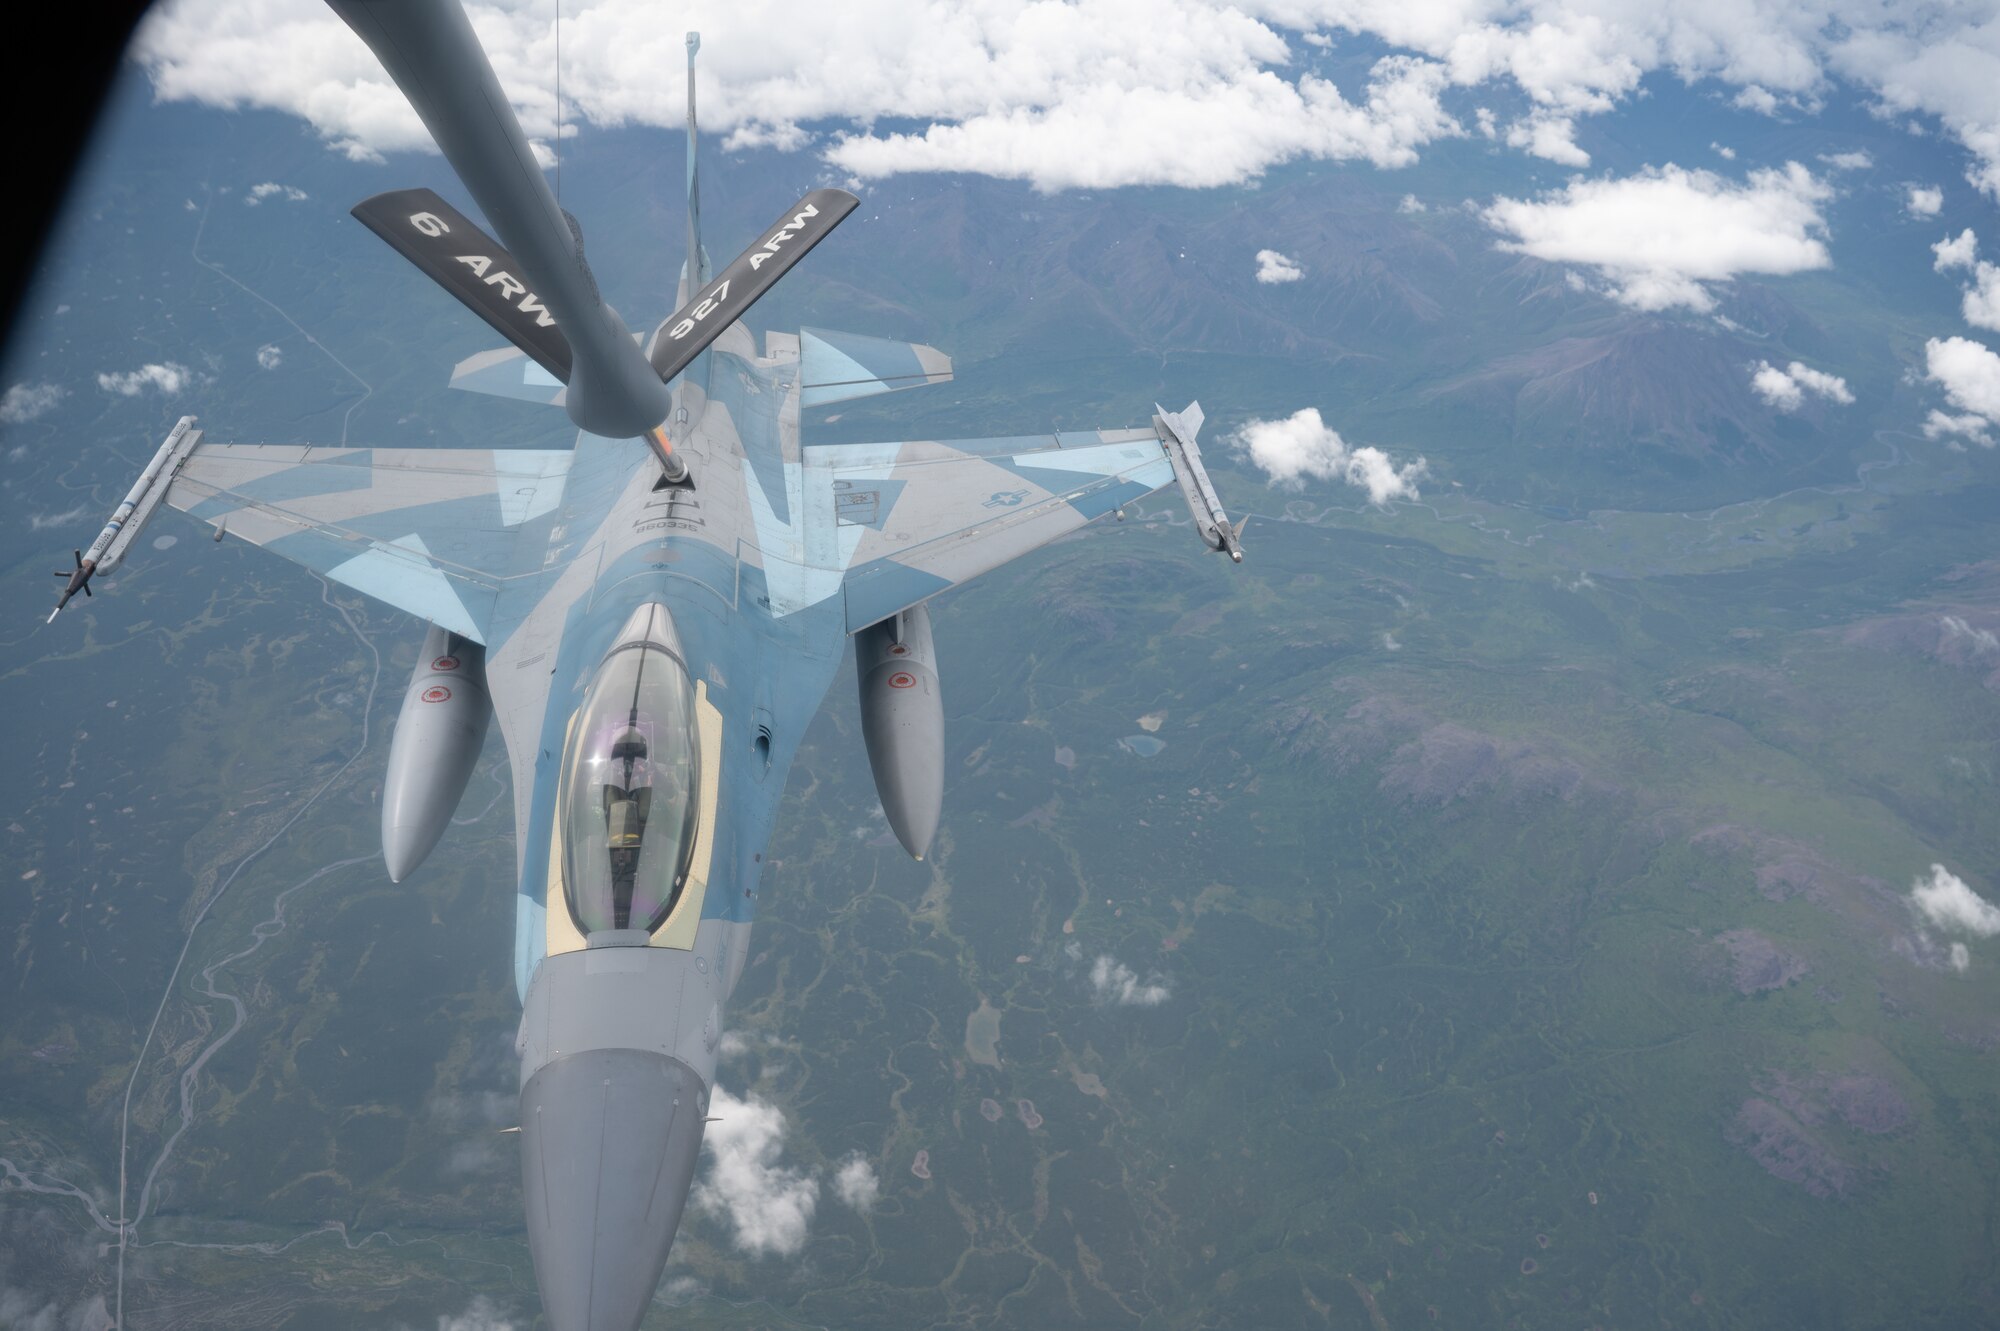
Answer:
[{"left": 47, "top": 416, "right": 203, "bottom": 622}]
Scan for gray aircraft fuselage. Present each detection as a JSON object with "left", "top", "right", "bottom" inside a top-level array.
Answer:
[{"left": 49, "top": 4, "right": 1242, "bottom": 1328}]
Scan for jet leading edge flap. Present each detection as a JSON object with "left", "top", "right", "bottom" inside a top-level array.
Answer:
[
  {"left": 354, "top": 187, "right": 576, "bottom": 382},
  {"left": 649, "top": 187, "right": 860, "bottom": 386}
]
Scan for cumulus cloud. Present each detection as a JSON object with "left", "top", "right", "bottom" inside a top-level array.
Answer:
[
  {"left": 1923, "top": 409, "right": 1993, "bottom": 446},
  {"left": 1235, "top": 407, "right": 1427, "bottom": 503},
  {"left": 436, "top": 1296, "right": 519, "bottom": 1331},
  {"left": 693, "top": 1087, "right": 817, "bottom": 1257},
  {"left": 1818, "top": 149, "right": 1872, "bottom": 172},
  {"left": 135, "top": 1, "right": 1463, "bottom": 189},
  {"left": 245, "top": 181, "right": 308, "bottom": 205},
  {"left": 1397, "top": 193, "right": 1426, "bottom": 213},
  {"left": 255, "top": 343, "right": 283, "bottom": 370},
  {"left": 1254, "top": 249, "right": 1303, "bottom": 283},
  {"left": 110, "top": 1, "right": 2000, "bottom": 198},
  {"left": 1909, "top": 864, "right": 2000, "bottom": 937},
  {"left": 0, "top": 381, "right": 62, "bottom": 424},
  {"left": 97, "top": 362, "right": 191, "bottom": 396},
  {"left": 1934, "top": 228, "right": 1977, "bottom": 271},
  {"left": 1942, "top": 614, "right": 2000, "bottom": 653},
  {"left": 1923, "top": 335, "right": 2000, "bottom": 444},
  {"left": 1506, "top": 111, "right": 1590, "bottom": 167},
  {"left": 1927, "top": 230, "right": 2000, "bottom": 330},
  {"left": 1908, "top": 184, "right": 1944, "bottom": 217},
  {"left": 1749, "top": 359, "right": 1853, "bottom": 412},
  {"left": 1484, "top": 163, "right": 1832, "bottom": 312},
  {"left": 832, "top": 1155, "right": 880, "bottom": 1212},
  {"left": 1089, "top": 954, "right": 1170, "bottom": 1007},
  {"left": 118, "top": 1, "right": 2000, "bottom": 198},
  {"left": 1733, "top": 85, "right": 1781, "bottom": 116},
  {"left": 825, "top": 52, "right": 1462, "bottom": 189},
  {"left": 1960, "top": 264, "right": 2000, "bottom": 331},
  {"left": 1711, "top": 141, "right": 1736, "bottom": 160}
]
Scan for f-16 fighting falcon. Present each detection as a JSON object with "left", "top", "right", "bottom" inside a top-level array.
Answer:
[{"left": 48, "top": 1, "right": 1242, "bottom": 1326}]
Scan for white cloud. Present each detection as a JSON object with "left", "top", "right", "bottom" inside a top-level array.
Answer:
[
  {"left": 0, "top": 381, "right": 62, "bottom": 424},
  {"left": 1711, "top": 141, "right": 1736, "bottom": 160},
  {"left": 256, "top": 343, "right": 283, "bottom": 370},
  {"left": 1749, "top": 359, "right": 1853, "bottom": 412},
  {"left": 1941, "top": 614, "right": 2000, "bottom": 654},
  {"left": 1254, "top": 249, "right": 1303, "bottom": 283},
  {"left": 1929, "top": 229, "right": 2000, "bottom": 331},
  {"left": 1483, "top": 163, "right": 1832, "bottom": 312},
  {"left": 1961, "top": 263, "right": 2000, "bottom": 330},
  {"left": 1506, "top": 111, "right": 1590, "bottom": 167},
  {"left": 97, "top": 362, "right": 191, "bottom": 396},
  {"left": 832, "top": 1155, "right": 880, "bottom": 1212},
  {"left": 244, "top": 181, "right": 307, "bottom": 205},
  {"left": 1818, "top": 149, "right": 1872, "bottom": 171},
  {"left": 1934, "top": 227, "right": 1977, "bottom": 271},
  {"left": 1951, "top": 940, "right": 1971, "bottom": 971},
  {"left": 1734, "top": 85, "right": 1781, "bottom": 116},
  {"left": 1397, "top": 193, "right": 1426, "bottom": 213},
  {"left": 1923, "top": 408, "right": 1993, "bottom": 446},
  {"left": 1235, "top": 407, "right": 1427, "bottom": 502},
  {"left": 1924, "top": 335, "right": 2000, "bottom": 444},
  {"left": 1908, "top": 184, "right": 1944, "bottom": 216},
  {"left": 693, "top": 1087, "right": 817, "bottom": 1257},
  {"left": 436, "top": 1296, "right": 519, "bottom": 1331},
  {"left": 824, "top": 52, "right": 1462, "bottom": 189},
  {"left": 1909, "top": 863, "right": 2000, "bottom": 937},
  {"left": 110, "top": 1, "right": 2000, "bottom": 200},
  {"left": 1089, "top": 954, "right": 1170, "bottom": 1007}
]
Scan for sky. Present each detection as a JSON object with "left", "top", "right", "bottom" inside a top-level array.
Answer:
[{"left": 115, "top": 0, "right": 2000, "bottom": 458}]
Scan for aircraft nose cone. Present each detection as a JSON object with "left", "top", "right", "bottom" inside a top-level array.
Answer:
[{"left": 520, "top": 1048, "right": 707, "bottom": 1331}]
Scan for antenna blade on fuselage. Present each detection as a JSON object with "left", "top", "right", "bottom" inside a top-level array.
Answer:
[
  {"left": 649, "top": 188, "right": 860, "bottom": 386},
  {"left": 354, "top": 188, "right": 574, "bottom": 383},
  {"left": 326, "top": 0, "right": 670, "bottom": 440}
]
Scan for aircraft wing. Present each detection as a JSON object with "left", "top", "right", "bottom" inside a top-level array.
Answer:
[
  {"left": 812, "top": 407, "right": 1229, "bottom": 633},
  {"left": 160, "top": 438, "right": 571, "bottom": 643}
]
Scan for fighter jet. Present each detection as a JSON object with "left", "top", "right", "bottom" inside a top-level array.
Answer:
[{"left": 49, "top": 1, "right": 1242, "bottom": 1326}]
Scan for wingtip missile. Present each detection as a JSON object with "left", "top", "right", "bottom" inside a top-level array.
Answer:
[
  {"left": 1154, "top": 402, "right": 1246, "bottom": 564},
  {"left": 46, "top": 417, "right": 203, "bottom": 625},
  {"left": 48, "top": 549, "right": 94, "bottom": 622}
]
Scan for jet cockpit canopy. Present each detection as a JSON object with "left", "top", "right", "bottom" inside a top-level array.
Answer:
[{"left": 559, "top": 604, "right": 700, "bottom": 935}]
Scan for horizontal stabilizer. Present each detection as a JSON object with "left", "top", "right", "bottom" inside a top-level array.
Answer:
[
  {"left": 354, "top": 188, "right": 575, "bottom": 383},
  {"left": 650, "top": 188, "right": 859, "bottom": 385},
  {"left": 801, "top": 327, "right": 953, "bottom": 407}
]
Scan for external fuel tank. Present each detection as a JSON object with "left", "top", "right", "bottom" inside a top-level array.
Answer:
[
  {"left": 382, "top": 622, "right": 491, "bottom": 882},
  {"left": 856, "top": 602, "right": 943, "bottom": 860}
]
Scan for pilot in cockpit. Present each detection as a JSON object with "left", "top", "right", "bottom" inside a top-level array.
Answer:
[{"left": 603, "top": 726, "right": 652, "bottom": 921}]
